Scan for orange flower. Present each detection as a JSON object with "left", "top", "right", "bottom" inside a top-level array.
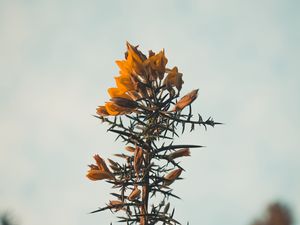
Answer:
[
  {"left": 163, "top": 66, "right": 184, "bottom": 91},
  {"left": 116, "top": 59, "right": 133, "bottom": 77},
  {"left": 125, "top": 42, "right": 145, "bottom": 76},
  {"left": 105, "top": 102, "right": 133, "bottom": 116},
  {"left": 96, "top": 106, "right": 109, "bottom": 116},
  {"left": 173, "top": 89, "right": 199, "bottom": 111},
  {"left": 164, "top": 168, "right": 182, "bottom": 186},
  {"left": 128, "top": 186, "right": 141, "bottom": 201},
  {"left": 167, "top": 148, "right": 190, "bottom": 160},
  {"left": 126, "top": 42, "right": 146, "bottom": 63},
  {"left": 86, "top": 154, "right": 115, "bottom": 181},
  {"left": 115, "top": 75, "right": 135, "bottom": 92},
  {"left": 145, "top": 50, "right": 168, "bottom": 80}
]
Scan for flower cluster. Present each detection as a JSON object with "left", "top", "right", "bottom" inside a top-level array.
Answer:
[{"left": 96, "top": 42, "right": 187, "bottom": 116}]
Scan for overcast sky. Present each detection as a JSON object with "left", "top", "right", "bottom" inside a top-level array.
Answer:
[{"left": 1, "top": 0, "right": 299, "bottom": 225}]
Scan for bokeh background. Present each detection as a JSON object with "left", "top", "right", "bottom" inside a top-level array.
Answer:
[{"left": 1, "top": 0, "right": 299, "bottom": 225}]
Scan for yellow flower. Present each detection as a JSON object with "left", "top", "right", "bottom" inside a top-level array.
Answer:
[
  {"left": 115, "top": 75, "right": 135, "bottom": 92},
  {"left": 107, "top": 87, "right": 132, "bottom": 99},
  {"left": 145, "top": 50, "right": 168, "bottom": 80},
  {"left": 163, "top": 66, "right": 184, "bottom": 91},
  {"left": 116, "top": 42, "right": 146, "bottom": 76},
  {"left": 116, "top": 60, "right": 133, "bottom": 77},
  {"left": 86, "top": 154, "right": 115, "bottom": 181},
  {"left": 173, "top": 89, "right": 199, "bottom": 111},
  {"left": 164, "top": 168, "right": 182, "bottom": 186},
  {"left": 126, "top": 42, "right": 145, "bottom": 62},
  {"left": 116, "top": 42, "right": 145, "bottom": 77}
]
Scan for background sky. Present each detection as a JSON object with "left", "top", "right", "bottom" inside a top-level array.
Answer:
[{"left": 1, "top": 0, "right": 299, "bottom": 225}]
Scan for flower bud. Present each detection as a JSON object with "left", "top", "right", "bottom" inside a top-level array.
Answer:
[
  {"left": 125, "top": 146, "right": 136, "bottom": 153},
  {"left": 173, "top": 89, "right": 198, "bottom": 111},
  {"left": 86, "top": 170, "right": 115, "bottom": 181},
  {"left": 109, "top": 200, "right": 124, "bottom": 211},
  {"left": 128, "top": 186, "right": 141, "bottom": 201},
  {"left": 167, "top": 148, "right": 190, "bottom": 160},
  {"left": 164, "top": 168, "right": 182, "bottom": 186}
]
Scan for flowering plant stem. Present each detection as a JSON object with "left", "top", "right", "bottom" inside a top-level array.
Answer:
[{"left": 87, "top": 42, "right": 220, "bottom": 225}]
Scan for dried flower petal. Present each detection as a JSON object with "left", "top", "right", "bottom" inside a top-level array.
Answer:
[
  {"left": 164, "top": 168, "right": 182, "bottom": 186},
  {"left": 173, "top": 89, "right": 199, "bottom": 111}
]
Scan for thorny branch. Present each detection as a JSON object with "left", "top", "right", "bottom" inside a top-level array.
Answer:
[{"left": 86, "top": 42, "right": 220, "bottom": 225}]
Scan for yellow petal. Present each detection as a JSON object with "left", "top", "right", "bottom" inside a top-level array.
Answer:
[
  {"left": 115, "top": 75, "right": 135, "bottom": 91},
  {"left": 115, "top": 60, "right": 132, "bottom": 76},
  {"left": 146, "top": 50, "right": 168, "bottom": 79},
  {"left": 126, "top": 42, "right": 145, "bottom": 75},
  {"left": 107, "top": 87, "right": 132, "bottom": 99}
]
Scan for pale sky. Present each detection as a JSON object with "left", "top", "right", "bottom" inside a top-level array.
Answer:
[{"left": 0, "top": 1, "right": 299, "bottom": 225}]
